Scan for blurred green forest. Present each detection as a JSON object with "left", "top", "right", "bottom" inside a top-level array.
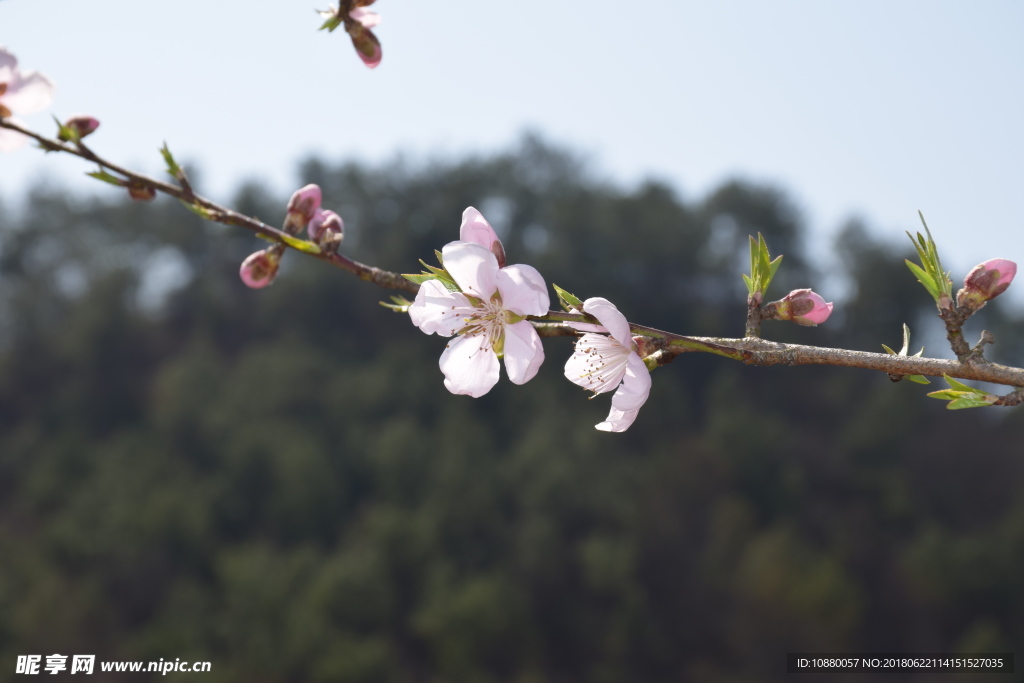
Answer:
[{"left": 1, "top": 136, "right": 1023, "bottom": 682}]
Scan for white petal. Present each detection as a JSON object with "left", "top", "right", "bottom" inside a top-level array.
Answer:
[
  {"left": 496, "top": 264, "right": 549, "bottom": 316},
  {"left": 4, "top": 70, "right": 55, "bottom": 114},
  {"left": 441, "top": 240, "right": 499, "bottom": 299},
  {"left": 409, "top": 279, "right": 474, "bottom": 336},
  {"left": 439, "top": 333, "right": 500, "bottom": 398},
  {"left": 503, "top": 320, "right": 544, "bottom": 385},
  {"left": 582, "top": 297, "right": 632, "bottom": 349},
  {"left": 611, "top": 353, "right": 652, "bottom": 411},
  {"left": 563, "top": 333, "right": 630, "bottom": 394},
  {"left": 595, "top": 406, "right": 641, "bottom": 433},
  {"left": 0, "top": 122, "right": 29, "bottom": 152}
]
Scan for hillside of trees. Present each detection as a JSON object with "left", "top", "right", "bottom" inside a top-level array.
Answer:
[{"left": 1, "top": 136, "right": 1022, "bottom": 681}]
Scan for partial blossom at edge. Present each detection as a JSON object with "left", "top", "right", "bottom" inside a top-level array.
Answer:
[{"left": 564, "top": 297, "right": 652, "bottom": 432}]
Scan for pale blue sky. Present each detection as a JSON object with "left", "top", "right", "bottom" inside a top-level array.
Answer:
[{"left": 2, "top": 0, "right": 1023, "bottom": 290}]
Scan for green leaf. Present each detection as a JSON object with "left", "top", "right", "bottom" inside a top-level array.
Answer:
[
  {"left": 160, "top": 142, "right": 183, "bottom": 179},
  {"left": 928, "top": 375, "right": 995, "bottom": 409},
  {"left": 881, "top": 344, "right": 896, "bottom": 356},
  {"left": 434, "top": 250, "right": 444, "bottom": 265},
  {"left": 947, "top": 396, "right": 996, "bottom": 410},
  {"left": 279, "top": 232, "right": 322, "bottom": 255},
  {"left": 183, "top": 202, "right": 212, "bottom": 219},
  {"left": 86, "top": 169, "right": 125, "bottom": 186},
  {"left": 54, "top": 115, "right": 78, "bottom": 143},
  {"left": 907, "top": 375, "right": 930, "bottom": 385},
  {"left": 741, "top": 273, "right": 755, "bottom": 295},
  {"left": 927, "top": 389, "right": 966, "bottom": 401},
  {"left": 379, "top": 295, "right": 413, "bottom": 313},
  {"left": 552, "top": 283, "right": 583, "bottom": 311},
  {"left": 905, "top": 260, "right": 939, "bottom": 299},
  {"left": 319, "top": 14, "right": 343, "bottom": 31},
  {"left": 402, "top": 273, "right": 436, "bottom": 285},
  {"left": 943, "top": 375, "right": 977, "bottom": 393}
]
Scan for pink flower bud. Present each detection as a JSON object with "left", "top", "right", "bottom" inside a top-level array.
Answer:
[
  {"left": 459, "top": 206, "right": 506, "bottom": 268},
  {"left": 239, "top": 247, "right": 283, "bottom": 288},
  {"left": 958, "top": 258, "right": 1017, "bottom": 311},
  {"left": 283, "top": 184, "right": 323, "bottom": 234},
  {"left": 127, "top": 181, "right": 156, "bottom": 202},
  {"left": 771, "top": 289, "right": 833, "bottom": 326},
  {"left": 308, "top": 209, "right": 344, "bottom": 251},
  {"left": 59, "top": 115, "right": 100, "bottom": 141},
  {"left": 348, "top": 25, "right": 382, "bottom": 69}
]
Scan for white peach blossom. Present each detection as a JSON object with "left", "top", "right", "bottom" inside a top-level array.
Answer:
[
  {"left": 410, "top": 239, "right": 549, "bottom": 398},
  {"left": 564, "top": 297, "right": 652, "bottom": 432}
]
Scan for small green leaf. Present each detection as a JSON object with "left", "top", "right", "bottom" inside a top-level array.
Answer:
[
  {"left": 279, "top": 232, "right": 322, "bottom": 255},
  {"left": 907, "top": 375, "right": 930, "bottom": 385},
  {"left": 947, "top": 396, "right": 996, "bottom": 410},
  {"left": 552, "top": 283, "right": 584, "bottom": 311},
  {"left": 403, "top": 273, "right": 436, "bottom": 285},
  {"left": 881, "top": 344, "right": 896, "bottom": 356},
  {"left": 319, "top": 14, "right": 343, "bottom": 31},
  {"left": 741, "top": 273, "right": 755, "bottom": 295},
  {"left": 927, "top": 389, "right": 965, "bottom": 401},
  {"left": 160, "top": 142, "right": 183, "bottom": 179},
  {"left": 943, "top": 375, "right": 977, "bottom": 393},
  {"left": 183, "top": 202, "right": 212, "bottom": 219},
  {"left": 86, "top": 169, "right": 125, "bottom": 186},
  {"left": 434, "top": 250, "right": 444, "bottom": 265},
  {"left": 379, "top": 295, "right": 413, "bottom": 313},
  {"left": 905, "top": 260, "right": 939, "bottom": 299}
]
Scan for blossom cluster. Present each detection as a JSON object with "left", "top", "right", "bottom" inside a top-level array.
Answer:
[{"left": 239, "top": 184, "right": 344, "bottom": 288}]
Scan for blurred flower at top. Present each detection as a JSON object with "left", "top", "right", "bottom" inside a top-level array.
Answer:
[
  {"left": 0, "top": 46, "right": 56, "bottom": 152},
  {"left": 319, "top": 1, "right": 382, "bottom": 69}
]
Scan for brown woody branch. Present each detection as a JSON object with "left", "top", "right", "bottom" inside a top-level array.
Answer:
[{"left": 7, "top": 118, "right": 1024, "bottom": 402}]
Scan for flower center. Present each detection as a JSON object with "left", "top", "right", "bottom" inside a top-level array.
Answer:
[
  {"left": 459, "top": 297, "right": 507, "bottom": 353},
  {"left": 572, "top": 336, "right": 631, "bottom": 395}
]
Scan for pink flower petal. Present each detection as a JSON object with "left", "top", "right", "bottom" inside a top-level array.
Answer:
[
  {"left": 3, "top": 70, "right": 55, "bottom": 114},
  {"left": 460, "top": 206, "right": 501, "bottom": 247},
  {"left": 503, "top": 320, "right": 545, "bottom": 385},
  {"left": 350, "top": 28, "right": 382, "bottom": 69},
  {"left": 409, "top": 279, "right": 475, "bottom": 336},
  {"left": 441, "top": 240, "right": 499, "bottom": 299},
  {"left": 563, "top": 333, "right": 631, "bottom": 394},
  {"left": 581, "top": 297, "right": 632, "bottom": 349},
  {"left": 595, "top": 405, "right": 642, "bottom": 433},
  {"left": 495, "top": 264, "right": 549, "bottom": 317},
  {"left": 611, "top": 353, "right": 652, "bottom": 412},
  {"left": 0, "top": 124, "right": 29, "bottom": 152},
  {"left": 349, "top": 7, "right": 381, "bottom": 28},
  {"left": 439, "top": 333, "right": 500, "bottom": 397},
  {"left": 0, "top": 47, "right": 18, "bottom": 82}
]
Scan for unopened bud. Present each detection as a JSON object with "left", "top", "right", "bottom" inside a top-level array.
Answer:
[
  {"left": 127, "top": 181, "right": 156, "bottom": 202},
  {"left": 348, "top": 25, "right": 382, "bottom": 69},
  {"left": 957, "top": 258, "right": 1017, "bottom": 312},
  {"left": 283, "top": 184, "right": 323, "bottom": 234},
  {"left": 239, "top": 246, "right": 284, "bottom": 288},
  {"left": 308, "top": 209, "right": 344, "bottom": 252},
  {"left": 767, "top": 288, "right": 833, "bottom": 326},
  {"left": 459, "top": 207, "right": 506, "bottom": 268},
  {"left": 59, "top": 115, "right": 100, "bottom": 142}
]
